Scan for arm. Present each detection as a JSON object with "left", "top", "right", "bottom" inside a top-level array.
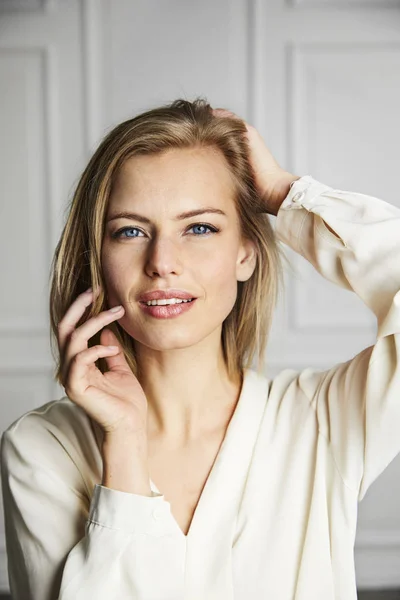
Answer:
[
  {"left": 101, "top": 432, "right": 152, "bottom": 496},
  {"left": 0, "top": 404, "right": 186, "bottom": 600},
  {"left": 275, "top": 175, "right": 400, "bottom": 501}
]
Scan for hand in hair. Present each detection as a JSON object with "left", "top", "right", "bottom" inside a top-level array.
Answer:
[
  {"left": 212, "top": 108, "right": 300, "bottom": 216},
  {"left": 57, "top": 287, "right": 149, "bottom": 439}
]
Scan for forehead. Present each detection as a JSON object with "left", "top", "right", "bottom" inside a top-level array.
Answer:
[{"left": 111, "top": 147, "right": 236, "bottom": 204}]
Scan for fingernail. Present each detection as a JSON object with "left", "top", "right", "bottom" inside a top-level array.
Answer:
[{"left": 109, "top": 305, "right": 123, "bottom": 313}]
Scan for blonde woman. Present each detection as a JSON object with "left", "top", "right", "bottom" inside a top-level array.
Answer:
[{"left": 1, "top": 98, "right": 399, "bottom": 600}]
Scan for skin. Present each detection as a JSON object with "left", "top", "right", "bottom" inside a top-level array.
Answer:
[{"left": 101, "top": 146, "right": 257, "bottom": 446}]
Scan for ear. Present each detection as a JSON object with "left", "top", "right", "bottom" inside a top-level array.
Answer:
[{"left": 236, "top": 238, "right": 257, "bottom": 282}]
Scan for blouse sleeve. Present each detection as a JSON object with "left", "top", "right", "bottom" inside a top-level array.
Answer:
[
  {"left": 0, "top": 407, "right": 186, "bottom": 600},
  {"left": 275, "top": 175, "right": 400, "bottom": 502}
]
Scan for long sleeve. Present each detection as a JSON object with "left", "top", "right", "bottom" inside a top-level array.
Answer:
[
  {"left": 275, "top": 175, "right": 400, "bottom": 502},
  {"left": 0, "top": 401, "right": 186, "bottom": 600}
]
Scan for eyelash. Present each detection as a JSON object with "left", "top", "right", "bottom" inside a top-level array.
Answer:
[{"left": 111, "top": 223, "right": 220, "bottom": 239}]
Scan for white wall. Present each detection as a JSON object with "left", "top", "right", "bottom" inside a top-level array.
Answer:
[{"left": 0, "top": 0, "right": 399, "bottom": 591}]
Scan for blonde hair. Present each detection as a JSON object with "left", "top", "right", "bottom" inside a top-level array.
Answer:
[{"left": 49, "top": 96, "right": 289, "bottom": 387}]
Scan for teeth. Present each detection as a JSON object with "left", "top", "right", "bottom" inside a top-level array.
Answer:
[{"left": 144, "top": 298, "right": 194, "bottom": 306}]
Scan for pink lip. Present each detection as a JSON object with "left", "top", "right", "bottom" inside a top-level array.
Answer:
[
  {"left": 138, "top": 297, "right": 197, "bottom": 319},
  {"left": 138, "top": 289, "right": 197, "bottom": 302}
]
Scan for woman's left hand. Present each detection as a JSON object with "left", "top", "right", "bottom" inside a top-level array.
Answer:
[{"left": 212, "top": 108, "right": 300, "bottom": 216}]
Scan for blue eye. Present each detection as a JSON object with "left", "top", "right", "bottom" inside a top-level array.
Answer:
[
  {"left": 111, "top": 227, "right": 142, "bottom": 239},
  {"left": 189, "top": 223, "right": 219, "bottom": 236},
  {"left": 112, "top": 223, "right": 219, "bottom": 239}
]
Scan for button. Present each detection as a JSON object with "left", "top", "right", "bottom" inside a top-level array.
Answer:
[
  {"left": 152, "top": 506, "right": 165, "bottom": 521},
  {"left": 291, "top": 191, "right": 305, "bottom": 204}
]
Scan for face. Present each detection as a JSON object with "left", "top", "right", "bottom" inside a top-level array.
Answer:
[{"left": 101, "top": 146, "right": 256, "bottom": 351}]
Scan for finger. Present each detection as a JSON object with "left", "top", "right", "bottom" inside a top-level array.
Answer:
[
  {"left": 99, "top": 328, "right": 133, "bottom": 374},
  {"left": 64, "top": 344, "right": 120, "bottom": 398},
  {"left": 58, "top": 287, "right": 101, "bottom": 355},
  {"left": 63, "top": 305, "right": 126, "bottom": 379}
]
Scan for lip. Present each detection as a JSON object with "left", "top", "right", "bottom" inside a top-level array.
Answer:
[
  {"left": 138, "top": 288, "right": 197, "bottom": 302},
  {"left": 138, "top": 297, "right": 197, "bottom": 319}
]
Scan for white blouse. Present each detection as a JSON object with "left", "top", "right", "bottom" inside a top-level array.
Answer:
[{"left": 1, "top": 175, "right": 399, "bottom": 599}]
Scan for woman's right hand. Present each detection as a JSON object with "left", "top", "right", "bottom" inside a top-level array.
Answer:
[{"left": 57, "top": 287, "right": 149, "bottom": 437}]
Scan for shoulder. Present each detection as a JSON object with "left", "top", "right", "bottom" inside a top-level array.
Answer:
[
  {"left": 3, "top": 396, "right": 101, "bottom": 444},
  {"left": 1, "top": 397, "right": 103, "bottom": 496},
  {"left": 260, "top": 365, "right": 327, "bottom": 431},
  {"left": 268, "top": 365, "right": 325, "bottom": 400}
]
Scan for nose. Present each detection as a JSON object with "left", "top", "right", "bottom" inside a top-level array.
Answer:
[{"left": 144, "top": 236, "right": 183, "bottom": 278}]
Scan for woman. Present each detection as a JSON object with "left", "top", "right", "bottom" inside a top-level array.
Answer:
[{"left": 1, "top": 98, "right": 399, "bottom": 599}]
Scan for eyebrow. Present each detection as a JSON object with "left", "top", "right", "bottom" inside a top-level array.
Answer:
[{"left": 106, "top": 207, "right": 228, "bottom": 224}]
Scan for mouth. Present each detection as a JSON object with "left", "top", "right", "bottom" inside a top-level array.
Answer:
[
  {"left": 139, "top": 298, "right": 196, "bottom": 305},
  {"left": 138, "top": 297, "right": 197, "bottom": 319}
]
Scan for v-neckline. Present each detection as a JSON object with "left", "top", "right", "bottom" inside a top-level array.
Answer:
[{"left": 148, "top": 367, "right": 254, "bottom": 540}]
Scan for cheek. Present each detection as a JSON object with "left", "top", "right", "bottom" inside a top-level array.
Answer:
[
  {"left": 206, "top": 254, "right": 239, "bottom": 308},
  {"left": 101, "top": 247, "right": 130, "bottom": 302}
]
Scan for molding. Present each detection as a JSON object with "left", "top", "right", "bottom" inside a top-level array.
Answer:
[
  {"left": 80, "top": 0, "right": 106, "bottom": 156},
  {"left": 247, "top": 0, "right": 268, "bottom": 140},
  {"left": 0, "top": 0, "right": 44, "bottom": 12},
  {"left": 0, "top": 549, "right": 8, "bottom": 593},
  {"left": 355, "top": 530, "right": 400, "bottom": 588},
  {"left": 0, "top": 0, "right": 105, "bottom": 336},
  {"left": 355, "top": 530, "right": 400, "bottom": 549},
  {"left": 0, "top": 367, "right": 54, "bottom": 375},
  {"left": 284, "top": 41, "right": 400, "bottom": 332},
  {"left": 288, "top": 263, "right": 376, "bottom": 333},
  {"left": 287, "top": 0, "right": 400, "bottom": 7},
  {"left": 0, "top": 45, "right": 53, "bottom": 336},
  {"left": 0, "top": 0, "right": 58, "bottom": 12}
]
